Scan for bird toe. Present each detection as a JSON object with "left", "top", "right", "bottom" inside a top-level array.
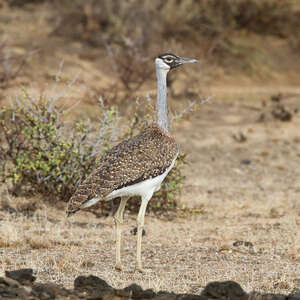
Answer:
[{"left": 115, "top": 263, "right": 123, "bottom": 271}]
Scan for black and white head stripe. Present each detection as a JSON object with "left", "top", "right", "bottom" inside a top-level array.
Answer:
[
  {"left": 156, "top": 53, "right": 197, "bottom": 70},
  {"left": 158, "top": 53, "right": 181, "bottom": 69}
]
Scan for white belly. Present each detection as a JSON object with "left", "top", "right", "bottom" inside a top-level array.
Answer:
[{"left": 106, "top": 154, "right": 178, "bottom": 200}]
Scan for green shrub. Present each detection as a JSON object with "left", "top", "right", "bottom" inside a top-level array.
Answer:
[
  {"left": 0, "top": 96, "right": 115, "bottom": 202},
  {"left": 0, "top": 92, "right": 186, "bottom": 214}
]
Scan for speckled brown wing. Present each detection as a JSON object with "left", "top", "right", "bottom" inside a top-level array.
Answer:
[{"left": 66, "top": 125, "right": 178, "bottom": 216}]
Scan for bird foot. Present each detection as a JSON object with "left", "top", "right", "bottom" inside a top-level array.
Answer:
[
  {"left": 135, "top": 265, "right": 149, "bottom": 274},
  {"left": 115, "top": 263, "right": 123, "bottom": 271}
]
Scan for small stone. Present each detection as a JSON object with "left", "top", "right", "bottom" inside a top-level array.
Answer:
[
  {"left": 271, "top": 93, "right": 282, "bottom": 102},
  {"left": 233, "top": 241, "right": 254, "bottom": 248},
  {"left": 240, "top": 159, "right": 251, "bottom": 165}
]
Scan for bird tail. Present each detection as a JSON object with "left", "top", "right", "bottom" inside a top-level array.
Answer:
[
  {"left": 66, "top": 208, "right": 80, "bottom": 218},
  {"left": 66, "top": 194, "right": 83, "bottom": 218},
  {"left": 66, "top": 196, "right": 102, "bottom": 218}
]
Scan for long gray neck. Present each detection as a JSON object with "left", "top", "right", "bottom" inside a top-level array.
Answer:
[{"left": 156, "top": 64, "right": 169, "bottom": 133}]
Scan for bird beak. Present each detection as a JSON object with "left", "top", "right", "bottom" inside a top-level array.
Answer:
[{"left": 178, "top": 57, "right": 198, "bottom": 64}]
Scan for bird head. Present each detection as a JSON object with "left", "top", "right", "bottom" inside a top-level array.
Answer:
[{"left": 155, "top": 53, "right": 197, "bottom": 72}]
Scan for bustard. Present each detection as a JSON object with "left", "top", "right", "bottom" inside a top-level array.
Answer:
[{"left": 66, "top": 53, "right": 197, "bottom": 272}]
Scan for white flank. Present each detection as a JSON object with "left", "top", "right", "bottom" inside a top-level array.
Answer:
[{"left": 106, "top": 154, "right": 178, "bottom": 200}]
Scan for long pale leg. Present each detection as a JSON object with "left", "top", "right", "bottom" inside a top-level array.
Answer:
[
  {"left": 136, "top": 193, "right": 152, "bottom": 273},
  {"left": 114, "top": 197, "right": 129, "bottom": 271}
]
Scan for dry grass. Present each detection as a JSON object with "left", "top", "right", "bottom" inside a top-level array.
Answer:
[{"left": 0, "top": 192, "right": 299, "bottom": 294}]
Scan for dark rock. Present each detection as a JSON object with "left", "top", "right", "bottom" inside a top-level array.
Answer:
[
  {"left": 248, "top": 291, "right": 287, "bottom": 300},
  {"left": 288, "top": 288, "right": 300, "bottom": 300},
  {"left": 271, "top": 104, "right": 292, "bottom": 121},
  {"left": 1, "top": 269, "right": 298, "bottom": 300},
  {"left": 233, "top": 240, "right": 254, "bottom": 248},
  {"left": 74, "top": 274, "right": 114, "bottom": 298},
  {"left": 288, "top": 294, "right": 300, "bottom": 300},
  {"left": 0, "top": 276, "right": 20, "bottom": 288},
  {"left": 32, "top": 283, "right": 70, "bottom": 300},
  {"left": 201, "top": 281, "right": 248, "bottom": 300},
  {"left": 124, "top": 283, "right": 143, "bottom": 296},
  {"left": 5, "top": 268, "right": 36, "bottom": 285},
  {"left": 74, "top": 274, "right": 111, "bottom": 290},
  {"left": 123, "top": 283, "right": 156, "bottom": 298},
  {"left": 155, "top": 293, "right": 203, "bottom": 300},
  {"left": 240, "top": 159, "right": 252, "bottom": 165},
  {"left": 157, "top": 290, "right": 175, "bottom": 296},
  {"left": 156, "top": 290, "right": 204, "bottom": 300},
  {"left": 156, "top": 292, "right": 176, "bottom": 299},
  {"left": 143, "top": 288, "right": 157, "bottom": 298},
  {"left": 271, "top": 93, "right": 282, "bottom": 103},
  {"left": 0, "top": 277, "right": 31, "bottom": 299},
  {"left": 176, "top": 294, "right": 204, "bottom": 299}
]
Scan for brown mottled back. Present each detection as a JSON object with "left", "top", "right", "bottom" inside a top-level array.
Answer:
[{"left": 66, "top": 125, "right": 178, "bottom": 215}]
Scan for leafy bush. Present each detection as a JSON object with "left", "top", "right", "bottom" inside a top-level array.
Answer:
[
  {"left": 0, "top": 92, "right": 187, "bottom": 214},
  {"left": 0, "top": 96, "right": 116, "bottom": 202}
]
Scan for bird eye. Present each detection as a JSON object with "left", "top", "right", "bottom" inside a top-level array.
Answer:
[{"left": 164, "top": 57, "right": 173, "bottom": 63}]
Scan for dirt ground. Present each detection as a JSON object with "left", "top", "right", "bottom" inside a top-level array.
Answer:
[{"left": 0, "top": 3, "right": 300, "bottom": 297}]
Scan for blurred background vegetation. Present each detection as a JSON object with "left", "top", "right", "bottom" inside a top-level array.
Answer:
[
  {"left": 0, "top": 0, "right": 300, "bottom": 214},
  {"left": 1, "top": 0, "right": 300, "bottom": 90}
]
